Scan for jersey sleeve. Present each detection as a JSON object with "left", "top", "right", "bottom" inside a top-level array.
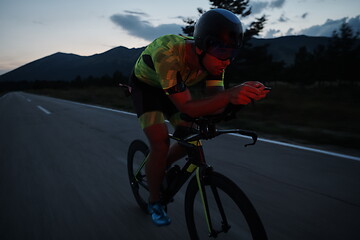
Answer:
[{"left": 152, "top": 39, "right": 183, "bottom": 90}]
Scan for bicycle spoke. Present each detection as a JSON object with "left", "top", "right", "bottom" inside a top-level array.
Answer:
[{"left": 185, "top": 172, "right": 267, "bottom": 240}]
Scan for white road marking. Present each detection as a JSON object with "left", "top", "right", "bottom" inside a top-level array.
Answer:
[
  {"left": 229, "top": 133, "right": 360, "bottom": 161},
  {"left": 37, "top": 105, "right": 51, "bottom": 115},
  {"left": 25, "top": 93, "right": 360, "bottom": 161},
  {"left": 52, "top": 97, "right": 136, "bottom": 116},
  {"left": 0, "top": 93, "right": 8, "bottom": 100}
]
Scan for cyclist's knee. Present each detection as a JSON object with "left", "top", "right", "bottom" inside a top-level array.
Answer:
[
  {"left": 144, "top": 123, "right": 170, "bottom": 153},
  {"left": 149, "top": 140, "right": 170, "bottom": 163}
]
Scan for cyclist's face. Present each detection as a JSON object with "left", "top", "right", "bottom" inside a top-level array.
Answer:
[{"left": 202, "top": 53, "right": 231, "bottom": 76}]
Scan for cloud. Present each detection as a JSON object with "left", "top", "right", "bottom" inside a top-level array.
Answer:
[
  {"left": 172, "top": 16, "right": 187, "bottom": 20},
  {"left": 263, "top": 28, "right": 281, "bottom": 38},
  {"left": 298, "top": 15, "right": 360, "bottom": 37},
  {"left": 123, "top": 10, "right": 149, "bottom": 16},
  {"left": 251, "top": 1, "right": 269, "bottom": 14},
  {"left": 278, "top": 14, "right": 289, "bottom": 22},
  {"left": 251, "top": 0, "right": 286, "bottom": 14},
  {"left": 301, "top": 13, "right": 309, "bottom": 19},
  {"left": 110, "top": 12, "right": 183, "bottom": 41},
  {"left": 348, "top": 15, "right": 360, "bottom": 33},
  {"left": 286, "top": 28, "right": 295, "bottom": 35},
  {"left": 270, "top": 0, "right": 286, "bottom": 8},
  {"left": 32, "top": 20, "right": 45, "bottom": 25}
]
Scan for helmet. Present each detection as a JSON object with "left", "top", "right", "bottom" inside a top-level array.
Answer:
[{"left": 194, "top": 9, "right": 243, "bottom": 60}]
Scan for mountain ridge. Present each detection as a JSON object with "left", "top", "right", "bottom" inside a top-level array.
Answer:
[
  {"left": 251, "top": 35, "right": 331, "bottom": 64},
  {"left": 0, "top": 35, "right": 331, "bottom": 82}
]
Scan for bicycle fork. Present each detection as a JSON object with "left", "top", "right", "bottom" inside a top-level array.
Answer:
[{"left": 196, "top": 167, "right": 231, "bottom": 238}]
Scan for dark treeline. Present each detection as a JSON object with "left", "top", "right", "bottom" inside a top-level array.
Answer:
[
  {"left": 1, "top": 24, "right": 359, "bottom": 93},
  {"left": 0, "top": 71, "right": 128, "bottom": 92},
  {"left": 1, "top": 0, "right": 359, "bottom": 93},
  {"left": 288, "top": 23, "right": 359, "bottom": 86},
  {"left": 183, "top": 0, "right": 359, "bottom": 88},
  {"left": 225, "top": 22, "right": 360, "bottom": 87}
]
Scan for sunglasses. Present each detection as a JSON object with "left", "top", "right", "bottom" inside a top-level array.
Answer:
[{"left": 207, "top": 46, "right": 239, "bottom": 61}]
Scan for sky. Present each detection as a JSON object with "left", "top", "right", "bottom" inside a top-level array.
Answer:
[{"left": 0, "top": 0, "right": 359, "bottom": 75}]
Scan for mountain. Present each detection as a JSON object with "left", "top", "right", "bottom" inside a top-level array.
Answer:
[
  {"left": 0, "top": 46, "right": 144, "bottom": 82},
  {"left": 0, "top": 35, "right": 331, "bottom": 82},
  {"left": 250, "top": 35, "right": 331, "bottom": 65}
]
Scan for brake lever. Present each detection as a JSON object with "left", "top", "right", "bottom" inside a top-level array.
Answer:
[
  {"left": 237, "top": 129, "right": 258, "bottom": 147},
  {"left": 244, "top": 140, "right": 257, "bottom": 147}
]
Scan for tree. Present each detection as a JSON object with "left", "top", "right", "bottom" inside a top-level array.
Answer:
[
  {"left": 182, "top": 0, "right": 266, "bottom": 42},
  {"left": 331, "top": 22, "right": 359, "bottom": 52},
  {"left": 243, "top": 15, "right": 266, "bottom": 43},
  {"left": 328, "top": 22, "right": 360, "bottom": 84},
  {"left": 290, "top": 46, "right": 316, "bottom": 85},
  {"left": 209, "top": 0, "right": 251, "bottom": 16},
  {"left": 182, "top": 8, "right": 206, "bottom": 36},
  {"left": 224, "top": 43, "right": 284, "bottom": 86},
  {"left": 286, "top": 22, "right": 360, "bottom": 86}
]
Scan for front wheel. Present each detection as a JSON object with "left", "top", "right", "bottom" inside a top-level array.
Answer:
[
  {"left": 127, "top": 140, "right": 150, "bottom": 214},
  {"left": 184, "top": 171, "right": 267, "bottom": 240}
]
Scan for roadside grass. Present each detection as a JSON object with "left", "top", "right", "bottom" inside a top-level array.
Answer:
[{"left": 25, "top": 83, "right": 360, "bottom": 151}]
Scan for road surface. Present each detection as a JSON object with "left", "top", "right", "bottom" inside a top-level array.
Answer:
[{"left": 1, "top": 92, "right": 359, "bottom": 240}]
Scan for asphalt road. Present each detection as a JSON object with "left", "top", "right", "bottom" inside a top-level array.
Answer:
[{"left": 1, "top": 92, "right": 359, "bottom": 240}]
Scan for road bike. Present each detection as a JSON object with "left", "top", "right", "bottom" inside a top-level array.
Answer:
[{"left": 127, "top": 105, "right": 268, "bottom": 239}]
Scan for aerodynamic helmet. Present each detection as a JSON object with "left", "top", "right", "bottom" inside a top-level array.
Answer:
[{"left": 194, "top": 8, "right": 243, "bottom": 60}]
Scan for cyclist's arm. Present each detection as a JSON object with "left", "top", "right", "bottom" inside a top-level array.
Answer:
[
  {"left": 168, "top": 88, "right": 230, "bottom": 118},
  {"left": 168, "top": 81, "right": 267, "bottom": 118},
  {"left": 205, "top": 86, "right": 225, "bottom": 96}
]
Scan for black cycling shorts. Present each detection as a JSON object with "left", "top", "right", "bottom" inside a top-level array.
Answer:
[{"left": 130, "top": 73, "right": 181, "bottom": 129}]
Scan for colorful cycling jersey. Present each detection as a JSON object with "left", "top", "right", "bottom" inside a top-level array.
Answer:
[{"left": 134, "top": 34, "right": 223, "bottom": 93}]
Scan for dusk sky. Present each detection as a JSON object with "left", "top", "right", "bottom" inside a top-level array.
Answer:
[{"left": 0, "top": 0, "right": 359, "bottom": 75}]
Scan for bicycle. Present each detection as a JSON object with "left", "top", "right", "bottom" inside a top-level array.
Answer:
[{"left": 127, "top": 105, "right": 268, "bottom": 239}]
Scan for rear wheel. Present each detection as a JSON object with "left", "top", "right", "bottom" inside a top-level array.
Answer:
[
  {"left": 184, "top": 171, "right": 267, "bottom": 240},
  {"left": 127, "top": 140, "right": 149, "bottom": 214}
]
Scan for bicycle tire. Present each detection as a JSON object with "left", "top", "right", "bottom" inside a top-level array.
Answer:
[
  {"left": 127, "top": 140, "right": 150, "bottom": 214},
  {"left": 184, "top": 171, "right": 267, "bottom": 240}
]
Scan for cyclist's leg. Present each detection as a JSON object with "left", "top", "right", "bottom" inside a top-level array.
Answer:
[
  {"left": 142, "top": 116, "right": 192, "bottom": 201},
  {"left": 130, "top": 73, "right": 172, "bottom": 203},
  {"left": 143, "top": 122, "right": 170, "bottom": 203},
  {"left": 130, "top": 74, "right": 173, "bottom": 225},
  {"left": 144, "top": 131, "right": 172, "bottom": 227},
  {"left": 166, "top": 113, "right": 193, "bottom": 166},
  {"left": 166, "top": 143, "right": 187, "bottom": 167}
]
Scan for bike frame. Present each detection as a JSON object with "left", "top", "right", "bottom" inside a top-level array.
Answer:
[{"left": 134, "top": 126, "right": 257, "bottom": 237}]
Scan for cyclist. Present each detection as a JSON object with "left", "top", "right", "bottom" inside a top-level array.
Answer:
[{"left": 129, "top": 8, "right": 270, "bottom": 226}]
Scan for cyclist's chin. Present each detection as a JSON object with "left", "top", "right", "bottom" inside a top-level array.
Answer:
[{"left": 208, "top": 68, "right": 224, "bottom": 76}]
